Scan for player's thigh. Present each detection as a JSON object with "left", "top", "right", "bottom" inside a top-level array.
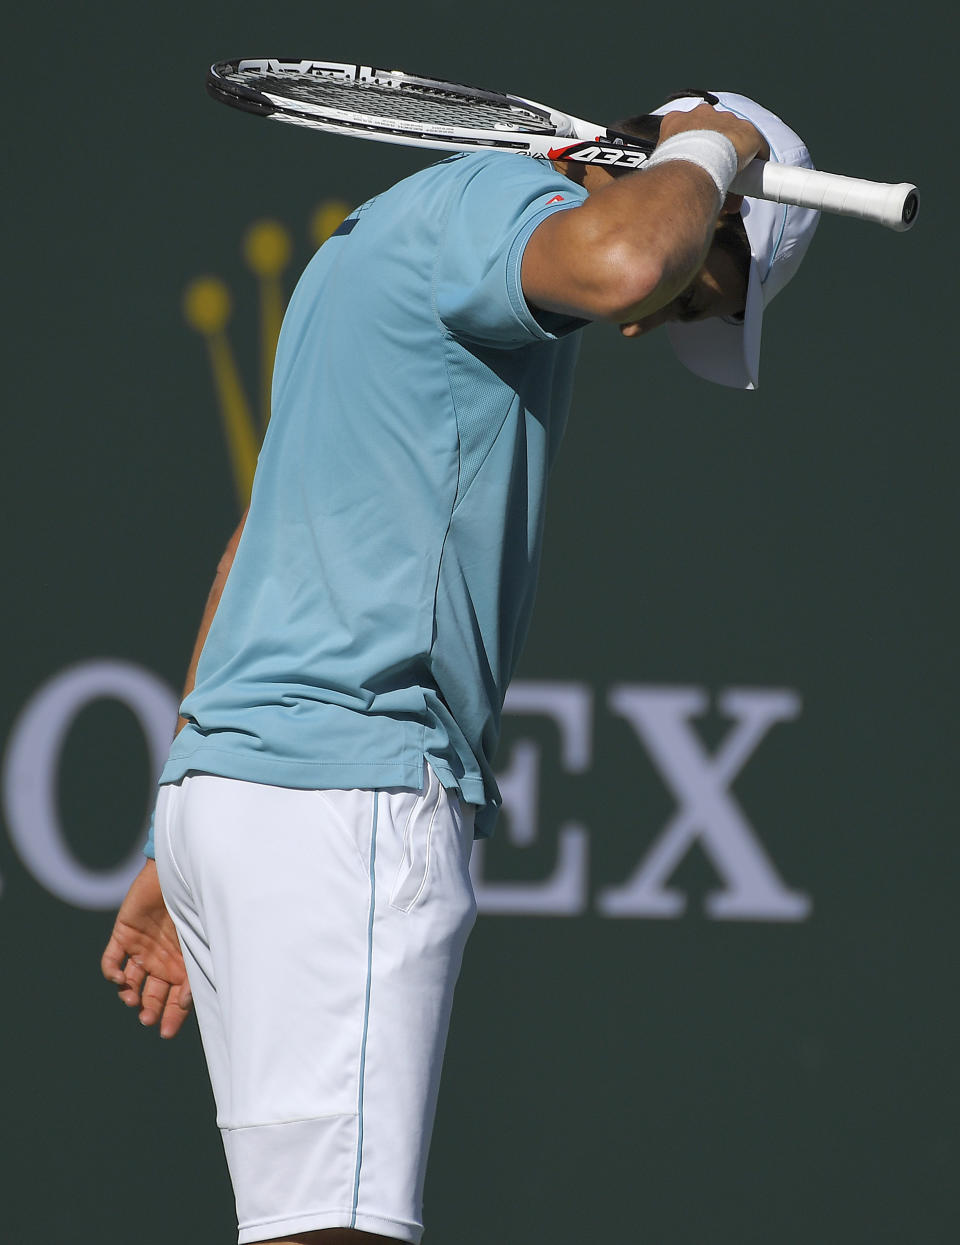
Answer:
[
  {"left": 156, "top": 774, "right": 388, "bottom": 1125},
  {"left": 155, "top": 771, "right": 476, "bottom": 1243}
]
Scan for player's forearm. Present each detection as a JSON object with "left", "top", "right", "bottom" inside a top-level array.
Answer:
[{"left": 174, "top": 507, "right": 248, "bottom": 736}]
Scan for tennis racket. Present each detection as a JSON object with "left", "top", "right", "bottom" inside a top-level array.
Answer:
[{"left": 207, "top": 59, "right": 918, "bottom": 231}]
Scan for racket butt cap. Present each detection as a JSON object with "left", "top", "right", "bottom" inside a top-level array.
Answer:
[{"left": 897, "top": 187, "right": 919, "bottom": 231}]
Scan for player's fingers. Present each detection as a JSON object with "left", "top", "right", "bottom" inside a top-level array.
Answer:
[
  {"left": 160, "top": 981, "right": 194, "bottom": 1040},
  {"left": 721, "top": 192, "right": 744, "bottom": 215},
  {"left": 101, "top": 933, "right": 129, "bottom": 984},
  {"left": 138, "top": 974, "right": 171, "bottom": 1028},
  {"left": 117, "top": 959, "right": 147, "bottom": 1008},
  {"left": 124, "top": 956, "right": 146, "bottom": 984}
]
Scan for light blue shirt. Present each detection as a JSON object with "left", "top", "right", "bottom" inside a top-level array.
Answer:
[{"left": 157, "top": 152, "right": 588, "bottom": 843}]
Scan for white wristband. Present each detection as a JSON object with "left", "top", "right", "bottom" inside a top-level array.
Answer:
[{"left": 643, "top": 130, "right": 740, "bottom": 201}]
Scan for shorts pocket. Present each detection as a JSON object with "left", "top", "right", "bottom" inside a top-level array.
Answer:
[
  {"left": 389, "top": 770, "right": 445, "bottom": 913},
  {"left": 313, "top": 788, "right": 378, "bottom": 880}
]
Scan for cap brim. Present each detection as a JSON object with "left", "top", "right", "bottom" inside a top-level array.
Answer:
[
  {"left": 652, "top": 91, "right": 816, "bottom": 391},
  {"left": 665, "top": 255, "right": 764, "bottom": 390}
]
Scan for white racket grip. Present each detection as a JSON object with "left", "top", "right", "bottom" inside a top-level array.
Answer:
[{"left": 732, "top": 160, "right": 919, "bottom": 231}]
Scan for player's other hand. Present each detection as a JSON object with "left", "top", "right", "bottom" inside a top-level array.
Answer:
[
  {"left": 100, "top": 860, "right": 193, "bottom": 1039},
  {"left": 658, "top": 102, "right": 768, "bottom": 173}
]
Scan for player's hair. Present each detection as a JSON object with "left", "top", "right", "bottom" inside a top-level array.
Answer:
[{"left": 610, "top": 112, "right": 663, "bottom": 146}]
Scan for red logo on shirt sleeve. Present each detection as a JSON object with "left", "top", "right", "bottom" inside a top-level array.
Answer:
[{"left": 546, "top": 194, "right": 565, "bottom": 204}]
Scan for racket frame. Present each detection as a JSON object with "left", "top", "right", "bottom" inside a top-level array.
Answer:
[{"left": 206, "top": 59, "right": 918, "bottom": 230}]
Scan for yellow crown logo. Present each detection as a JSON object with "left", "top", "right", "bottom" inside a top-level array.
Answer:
[{"left": 182, "top": 200, "right": 350, "bottom": 510}]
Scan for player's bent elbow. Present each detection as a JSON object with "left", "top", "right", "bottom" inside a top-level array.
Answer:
[
  {"left": 588, "top": 243, "right": 666, "bottom": 322},
  {"left": 537, "top": 250, "right": 664, "bottom": 322},
  {"left": 524, "top": 213, "right": 664, "bottom": 322}
]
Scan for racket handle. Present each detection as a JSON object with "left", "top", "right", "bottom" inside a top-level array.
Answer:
[{"left": 732, "top": 160, "right": 919, "bottom": 231}]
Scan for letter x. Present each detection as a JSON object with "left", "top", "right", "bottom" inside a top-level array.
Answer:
[{"left": 598, "top": 686, "right": 811, "bottom": 920}]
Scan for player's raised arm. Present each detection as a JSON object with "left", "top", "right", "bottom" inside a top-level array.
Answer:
[{"left": 521, "top": 103, "right": 764, "bottom": 323}]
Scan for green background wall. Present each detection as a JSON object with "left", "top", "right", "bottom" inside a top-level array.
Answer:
[{"left": 4, "top": 3, "right": 955, "bottom": 1242}]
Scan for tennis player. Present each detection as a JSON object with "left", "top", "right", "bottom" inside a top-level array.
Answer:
[{"left": 102, "top": 91, "right": 819, "bottom": 1245}]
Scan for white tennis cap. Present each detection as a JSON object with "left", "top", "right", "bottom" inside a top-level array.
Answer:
[{"left": 653, "top": 91, "right": 820, "bottom": 390}]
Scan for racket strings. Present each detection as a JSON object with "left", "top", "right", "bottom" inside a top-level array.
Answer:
[{"left": 222, "top": 69, "right": 559, "bottom": 134}]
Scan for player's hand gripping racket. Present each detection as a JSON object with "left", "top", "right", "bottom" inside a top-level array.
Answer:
[{"left": 207, "top": 59, "right": 918, "bottom": 231}]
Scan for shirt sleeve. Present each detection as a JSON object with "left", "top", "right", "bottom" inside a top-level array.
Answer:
[{"left": 434, "top": 154, "right": 589, "bottom": 349}]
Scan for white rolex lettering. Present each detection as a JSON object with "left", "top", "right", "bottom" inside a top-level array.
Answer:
[
  {"left": 471, "top": 680, "right": 592, "bottom": 915},
  {"left": 1, "top": 661, "right": 178, "bottom": 909},
  {"left": 597, "top": 686, "right": 811, "bottom": 920},
  {"left": 0, "top": 668, "right": 811, "bottom": 922}
]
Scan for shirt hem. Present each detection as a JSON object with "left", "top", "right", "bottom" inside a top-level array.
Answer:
[{"left": 158, "top": 748, "right": 487, "bottom": 810}]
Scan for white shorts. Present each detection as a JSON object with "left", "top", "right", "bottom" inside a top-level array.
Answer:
[{"left": 154, "top": 768, "right": 477, "bottom": 1244}]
